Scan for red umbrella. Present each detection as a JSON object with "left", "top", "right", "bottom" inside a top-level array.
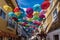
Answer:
[
  {"left": 22, "top": 22, "right": 28, "bottom": 26},
  {"left": 45, "top": 0, "right": 49, "bottom": 1},
  {"left": 33, "top": 20, "right": 41, "bottom": 26},
  {"left": 14, "top": 7, "right": 20, "bottom": 12},
  {"left": 27, "top": 14, "right": 33, "bottom": 18},
  {"left": 12, "top": 17, "right": 18, "bottom": 21},
  {"left": 39, "top": 13, "right": 45, "bottom": 18},
  {"left": 41, "top": 1, "right": 50, "bottom": 10}
]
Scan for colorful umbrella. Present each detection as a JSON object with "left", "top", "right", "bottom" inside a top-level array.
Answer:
[{"left": 41, "top": 1, "right": 50, "bottom": 10}]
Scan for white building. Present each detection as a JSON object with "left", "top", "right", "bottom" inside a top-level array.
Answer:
[{"left": 46, "top": 29, "right": 60, "bottom": 40}]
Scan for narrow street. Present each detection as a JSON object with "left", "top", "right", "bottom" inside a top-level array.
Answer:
[{"left": 0, "top": 0, "right": 60, "bottom": 40}]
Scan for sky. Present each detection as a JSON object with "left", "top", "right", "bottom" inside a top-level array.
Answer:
[{"left": 16, "top": 0, "right": 44, "bottom": 8}]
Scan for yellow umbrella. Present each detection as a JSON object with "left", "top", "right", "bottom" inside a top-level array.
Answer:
[
  {"left": 33, "top": 11, "right": 40, "bottom": 20},
  {"left": 33, "top": 11, "right": 39, "bottom": 16},
  {"left": 3, "top": 5, "right": 12, "bottom": 12},
  {"left": 27, "top": 18, "right": 33, "bottom": 22},
  {"left": 15, "top": 12, "right": 21, "bottom": 16}
]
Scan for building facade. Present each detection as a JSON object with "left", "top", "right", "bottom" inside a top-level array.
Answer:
[
  {"left": 41, "top": 0, "right": 59, "bottom": 33},
  {"left": 43, "top": 0, "right": 60, "bottom": 40},
  {"left": 0, "top": 0, "right": 17, "bottom": 40}
]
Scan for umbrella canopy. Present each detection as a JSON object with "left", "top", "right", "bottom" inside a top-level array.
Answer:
[
  {"left": 3, "top": 5, "right": 12, "bottom": 12},
  {"left": 41, "top": 1, "right": 50, "bottom": 10}
]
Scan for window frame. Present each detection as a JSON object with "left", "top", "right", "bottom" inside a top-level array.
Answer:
[
  {"left": 54, "top": 35, "right": 59, "bottom": 40},
  {"left": 0, "top": 8, "right": 6, "bottom": 19},
  {"left": 7, "top": 17, "right": 17, "bottom": 29},
  {"left": 53, "top": 8, "right": 58, "bottom": 21}
]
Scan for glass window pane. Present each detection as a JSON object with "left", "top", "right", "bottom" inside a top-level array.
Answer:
[
  {"left": 8, "top": 18, "right": 13, "bottom": 28},
  {"left": 0, "top": 9, "right": 6, "bottom": 19},
  {"left": 1, "top": 11, "right": 6, "bottom": 19},
  {"left": 53, "top": 8, "right": 57, "bottom": 21},
  {"left": 8, "top": 18, "right": 16, "bottom": 29}
]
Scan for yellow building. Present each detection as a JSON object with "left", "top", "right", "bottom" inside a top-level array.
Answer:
[
  {"left": 45, "top": 0, "right": 60, "bottom": 39},
  {"left": 0, "top": 0, "right": 17, "bottom": 40},
  {"left": 42, "top": 0, "right": 60, "bottom": 34}
]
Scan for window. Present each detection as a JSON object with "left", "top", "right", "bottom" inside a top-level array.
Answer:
[
  {"left": 0, "top": 9, "right": 6, "bottom": 19},
  {"left": 53, "top": 8, "right": 58, "bottom": 21},
  {"left": 54, "top": 35, "right": 59, "bottom": 40},
  {"left": 8, "top": 18, "right": 17, "bottom": 29}
]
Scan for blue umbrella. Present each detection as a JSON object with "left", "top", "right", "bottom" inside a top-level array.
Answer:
[
  {"left": 8, "top": 12, "right": 16, "bottom": 17},
  {"left": 16, "top": 0, "right": 44, "bottom": 8}
]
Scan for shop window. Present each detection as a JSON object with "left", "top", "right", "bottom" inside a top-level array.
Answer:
[
  {"left": 53, "top": 8, "right": 58, "bottom": 21},
  {"left": 8, "top": 18, "right": 17, "bottom": 29},
  {"left": 0, "top": 9, "right": 6, "bottom": 19},
  {"left": 5, "top": 0, "right": 15, "bottom": 9}
]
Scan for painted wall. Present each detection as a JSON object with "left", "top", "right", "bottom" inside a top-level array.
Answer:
[
  {"left": 46, "top": 29, "right": 60, "bottom": 40},
  {"left": 45, "top": 0, "right": 59, "bottom": 33},
  {"left": 0, "top": 16, "right": 16, "bottom": 36},
  {"left": 0, "top": 0, "right": 16, "bottom": 37},
  {"left": 0, "top": 0, "right": 17, "bottom": 13},
  {"left": 42, "top": 0, "right": 57, "bottom": 30}
]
